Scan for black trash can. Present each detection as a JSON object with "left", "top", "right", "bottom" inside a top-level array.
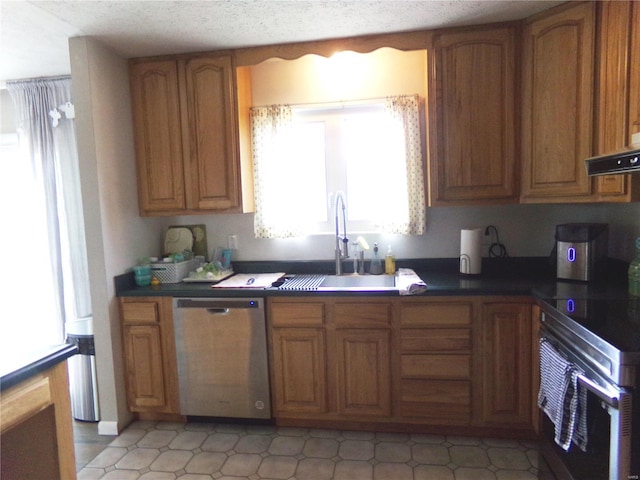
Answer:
[{"left": 66, "top": 334, "right": 100, "bottom": 421}]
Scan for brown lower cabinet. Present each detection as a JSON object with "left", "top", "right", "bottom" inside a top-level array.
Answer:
[
  {"left": 120, "top": 297, "right": 180, "bottom": 416},
  {"left": 270, "top": 327, "right": 328, "bottom": 414},
  {"left": 335, "top": 328, "right": 391, "bottom": 417},
  {"left": 1, "top": 361, "right": 77, "bottom": 480},
  {"left": 268, "top": 298, "right": 393, "bottom": 423},
  {"left": 398, "top": 298, "right": 473, "bottom": 424},
  {"left": 480, "top": 301, "right": 533, "bottom": 427},
  {"left": 119, "top": 295, "right": 538, "bottom": 437},
  {"left": 268, "top": 295, "right": 537, "bottom": 436}
]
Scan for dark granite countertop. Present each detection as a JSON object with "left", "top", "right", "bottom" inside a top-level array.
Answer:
[
  {"left": 115, "top": 256, "right": 629, "bottom": 299},
  {"left": 1, "top": 343, "right": 78, "bottom": 392}
]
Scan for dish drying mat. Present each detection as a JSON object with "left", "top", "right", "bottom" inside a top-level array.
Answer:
[
  {"left": 278, "top": 275, "right": 326, "bottom": 291},
  {"left": 212, "top": 273, "right": 285, "bottom": 288}
]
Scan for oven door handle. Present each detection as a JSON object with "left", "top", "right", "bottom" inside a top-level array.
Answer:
[{"left": 577, "top": 373, "right": 619, "bottom": 408}]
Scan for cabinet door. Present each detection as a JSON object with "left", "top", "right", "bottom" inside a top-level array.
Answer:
[
  {"left": 335, "top": 329, "right": 391, "bottom": 417},
  {"left": 430, "top": 26, "right": 518, "bottom": 205},
  {"left": 521, "top": 3, "right": 596, "bottom": 202},
  {"left": 183, "top": 55, "right": 241, "bottom": 211},
  {"left": 271, "top": 328, "right": 327, "bottom": 414},
  {"left": 594, "top": 1, "right": 640, "bottom": 201},
  {"left": 130, "top": 60, "right": 186, "bottom": 215},
  {"left": 480, "top": 302, "right": 532, "bottom": 427},
  {"left": 123, "top": 324, "right": 167, "bottom": 409},
  {"left": 630, "top": 2, "right": 640, "bottom": 146}
]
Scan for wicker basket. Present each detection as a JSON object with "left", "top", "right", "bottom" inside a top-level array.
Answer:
[{"left": 149, "top": 259, "right": 195, "bottom": 283}]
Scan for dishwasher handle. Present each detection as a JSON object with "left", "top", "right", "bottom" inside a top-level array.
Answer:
[
  {"left": 175, "top": 299, "right": 261, "bottom": 310},
  {"left": 206, "top": 308, "right": 229, "bottom": 315}
]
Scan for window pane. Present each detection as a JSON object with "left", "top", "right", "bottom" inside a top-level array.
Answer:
[
  {"left": 286, "top": 121, "right": 327, "bottom": 222},
  {"left": 0, "top": 136, "right": 60, "bottom": 355},
  {"left": 343, "top": 111, "right": 405, "bottom": 222}
]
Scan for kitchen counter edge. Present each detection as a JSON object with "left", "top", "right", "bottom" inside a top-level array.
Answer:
[{"left": 1, "top": 343, "right": 79, "bottom": 392}]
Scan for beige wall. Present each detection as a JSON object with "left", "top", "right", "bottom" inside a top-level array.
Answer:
[
  {"left": 69, "top": 36, "right": 167, "bottom": 433},
  {"left": 251, "top": 48, "right": 426, "bottom": 105},
  {"left": 174, "top": 47, "right": 638, "bottom": 263}
]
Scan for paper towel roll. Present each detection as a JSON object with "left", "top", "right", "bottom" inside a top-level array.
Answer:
[{"left": 460, "top": 228, "right": 482, "bottom": 275}]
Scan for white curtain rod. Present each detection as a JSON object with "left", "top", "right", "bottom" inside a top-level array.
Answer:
[
  {"left": 251, "top": 97, "right": 384, "bottom": 111},
  {"left": 290, "top": 97, "right": 386, "bottom": 110}
]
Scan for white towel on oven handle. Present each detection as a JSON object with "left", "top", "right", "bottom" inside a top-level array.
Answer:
[
  {"left": 538, "top": 338, "right": 588, "bottom": 452},
  {"left": 572, "top": 371, "right": 588, "bottom": 452}
]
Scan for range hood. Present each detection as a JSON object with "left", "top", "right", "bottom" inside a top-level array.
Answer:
[{"left": 585, "top": 147, "right": 640, "bottom": 176}]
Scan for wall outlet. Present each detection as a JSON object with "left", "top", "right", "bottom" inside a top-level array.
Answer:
[{"left": 228, "top": 234, "right": 238, "bottom": 250}]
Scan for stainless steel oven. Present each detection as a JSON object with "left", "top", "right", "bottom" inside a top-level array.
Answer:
[{"left": 538, "top": 298, "right": 640, "bottom": 480}]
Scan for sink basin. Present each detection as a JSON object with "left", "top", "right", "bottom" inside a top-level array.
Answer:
[
  {"left": 276, "top": 274, "right": 396, "bottom": 291},
  {"left": 318, "top": 274, "right": 395, "bottom": 291}
]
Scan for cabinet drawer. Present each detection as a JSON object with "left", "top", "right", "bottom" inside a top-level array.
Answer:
[
  {"left": 401, "top": 354, "right": 470, "bottom": 378},
  {"left": 122, "top": 302, "right": 160, "bottom": 324},
  {"left": 334, "top": 302, "right": 392, "bottom": 327},
  {"left": 401, "top": 328, "right": 471, "bottom": 352},
  {"left": 400, "top": 303, "right": 472, "bottom": 327},
  {"left": 400, "top": 379, "right": 471, "bottom": 421},
  {"left": 270, "top": 302, "right": 325, "bottom": 327}
]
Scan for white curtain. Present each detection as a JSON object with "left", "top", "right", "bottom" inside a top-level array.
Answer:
[
  {"left": 380, "top": 94, "right": 425, "bottom": 235},
  {"left": 251, "top": 95, "right": 425, "bottom": 238},
  {"left": 251, "top": 105, "right": 309, "bottom": 239},
  {"left": 7, "top": 76, "right": 92, "bottom": 339}
]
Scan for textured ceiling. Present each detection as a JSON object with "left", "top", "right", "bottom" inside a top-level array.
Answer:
[{"left": 0, "top": 0, "right": 562, "bottom": 83}]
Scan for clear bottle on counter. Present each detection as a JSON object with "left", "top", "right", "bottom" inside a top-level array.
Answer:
[
  {"left": 385, "top": 245, "right": 396, "bottom": 275},
  {"left": 629, "top": 237, "right": 640, "bottom": 296},
  {"left": 370, "top": 243, "right": 384, "bottom": 275}
]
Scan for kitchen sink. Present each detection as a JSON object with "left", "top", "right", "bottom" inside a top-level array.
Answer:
[
  {"left": 278, "top": 274, "right": 396, "bottom": 291},
  {"left": 319, "top": 274, "right": 395, "bottom": 290}
]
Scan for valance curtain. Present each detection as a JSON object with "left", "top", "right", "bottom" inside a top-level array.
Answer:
[
  {"left": 250, "top": 95, "right": 425, "bottom": 239},
  {"left": 7, "top": 76, "right": 92, "bottom": 339}
]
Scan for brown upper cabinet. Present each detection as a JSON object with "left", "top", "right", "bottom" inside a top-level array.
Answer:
[
  {"left": 130, "top": 54, "right": 253, "bottom": 216},
  {"left": 521, "top": 1, "right": 639, "bottom": 204},
  {"left": 630, "top": 3, "right": 640, "bottom": 146},
  {"left": 128, "top": 3, "right": 638, "bottom": 214},
  {"left": 592, "top": 1, "right": 640, "bottom": 201},
  {"left": 429, "top": 25, "right": 519, "bottom": 206},
  {"left": 521, "top": 2, "right": 596, "bottom": 203}
]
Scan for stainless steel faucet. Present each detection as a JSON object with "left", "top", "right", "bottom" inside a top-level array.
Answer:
[{"left": 334, "top": 192, "right": 349, "bottom": 275}]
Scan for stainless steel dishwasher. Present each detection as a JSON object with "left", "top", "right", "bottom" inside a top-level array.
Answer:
[{"left": 173, "top": 297, "right": 271, "bottom": 419}]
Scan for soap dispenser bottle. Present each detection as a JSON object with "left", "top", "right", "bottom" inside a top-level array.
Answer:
[
  {"left": 370, "top": 243, "right": 384, "bottom": 275},
  {"left": 385, "top": 245, "right": 396, "bottom": 275}
]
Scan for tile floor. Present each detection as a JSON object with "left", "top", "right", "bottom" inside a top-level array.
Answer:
[
  {"left": 74, "top": 420, "right": 117, "bottom": 472},
  {"left": 75, "top": 420, "right": 540, "bottom": 480}
]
